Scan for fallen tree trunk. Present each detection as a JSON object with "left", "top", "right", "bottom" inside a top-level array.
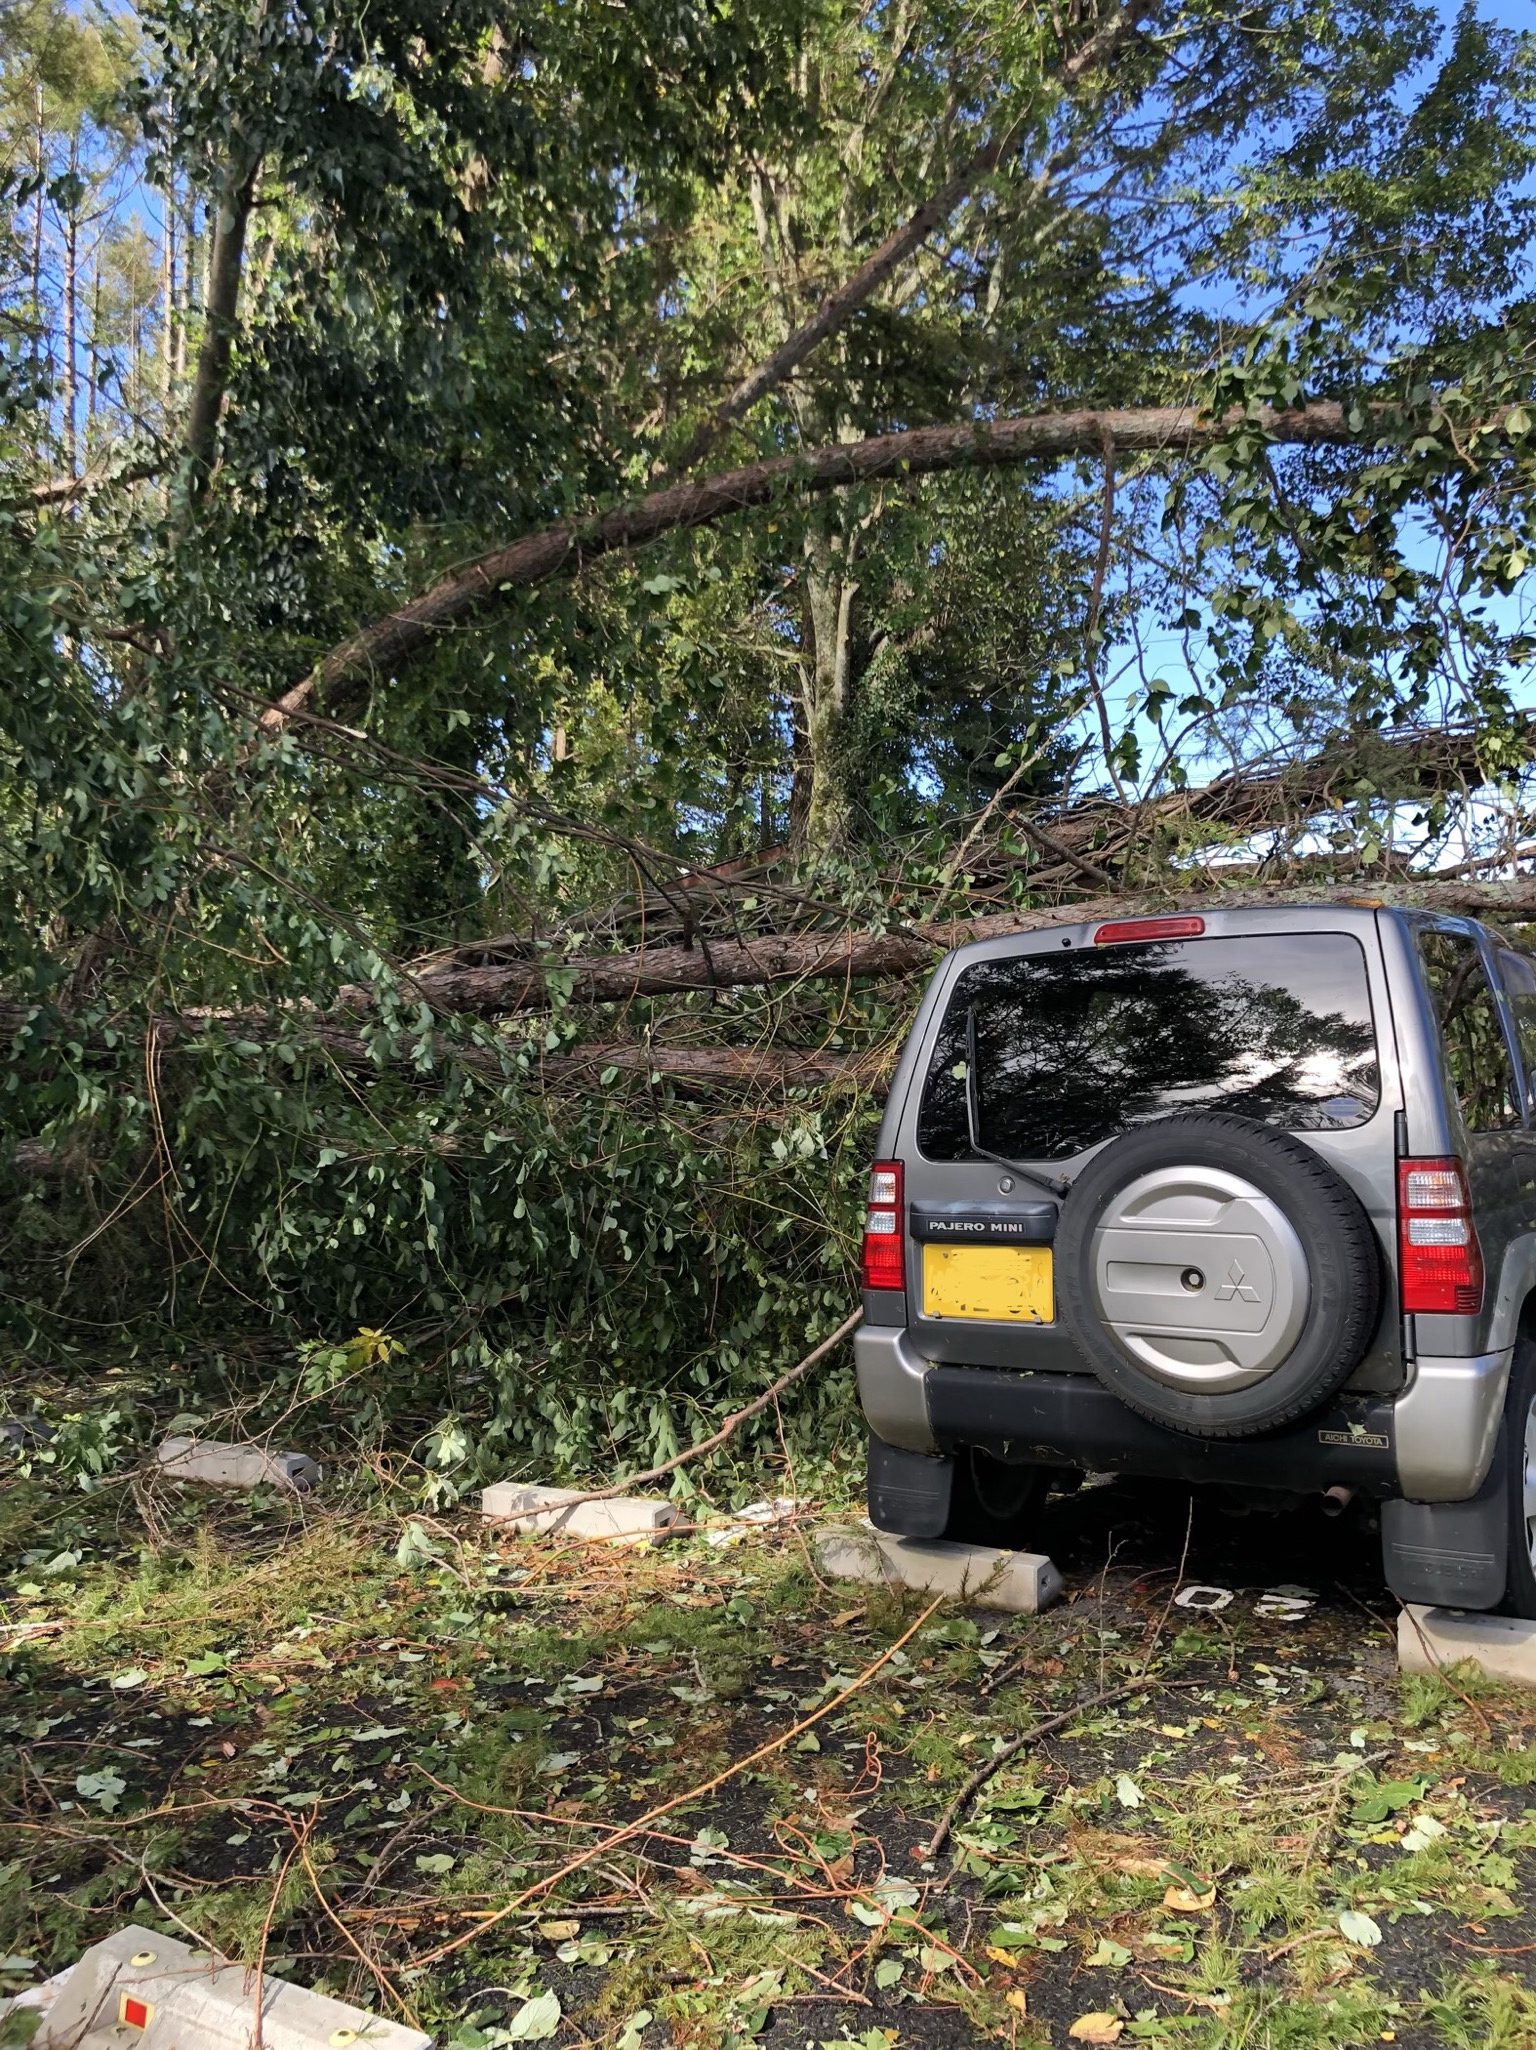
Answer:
[
  {"left": 1013, "top": 719, "right": 1505, "bottom": 865},
  {"left": 366, "top": 877, "right": 1536, "bottom": 1015},
  {"left": 272, "top": 399, "right": 1392, "bottom": 725},
  {"left": 945, "top": 718, "right": 1513, "bottom": 904}
]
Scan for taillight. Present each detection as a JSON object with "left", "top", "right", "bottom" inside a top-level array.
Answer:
[
  {"left": 861, "top": 1160, "right": 905, "bottom": 1291},
  {"left": 1398, "top": 1156, "right": 1483, "bottom": 1314}
]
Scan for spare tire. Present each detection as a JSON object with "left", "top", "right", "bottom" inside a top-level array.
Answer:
[{"left": 1056, "top": 1114, "right": 1381, "bottom": 1438}]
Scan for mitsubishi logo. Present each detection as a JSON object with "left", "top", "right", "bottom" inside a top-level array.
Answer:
[{"left": 1214, "top": 1259, "right": 1260, "bottom": 1303}]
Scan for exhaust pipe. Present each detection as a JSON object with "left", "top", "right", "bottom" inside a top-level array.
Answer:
[{"left": 1321, "top": 1484, "right": 1356, "bottom": 1518}]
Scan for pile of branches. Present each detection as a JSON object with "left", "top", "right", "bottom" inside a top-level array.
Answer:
[{"left": 8, "top": 719, "right": 1536, "bottom": 1187}]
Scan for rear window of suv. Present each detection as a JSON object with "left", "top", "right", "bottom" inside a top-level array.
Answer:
[{"left": 916, "top": 932, "right": 1381, "bottom": 1163}]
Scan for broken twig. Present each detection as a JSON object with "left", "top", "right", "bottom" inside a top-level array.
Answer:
[{"left": 926, "top": 1675, "right": 1194, "bottom": 1857}]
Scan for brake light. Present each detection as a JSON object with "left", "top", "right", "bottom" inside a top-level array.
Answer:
[
  {"left": 861, "top": 1159, "right": 905, "bottom": 1291},
  {"left": 1093, "top": 915, "right": 1205, "bottom": 945},
  {"left": 1398, "top": 1156, "right": 1483, "bottom": 1314}
]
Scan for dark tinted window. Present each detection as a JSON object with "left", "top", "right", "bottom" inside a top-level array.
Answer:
[
  {"left": 1497, "top": 948, "right": 1536, "bottom": 1113},
  {"left": 917, "top": 932, "right": 1380, "bottom": 1164},
  {"left": 1415, "top": 928, "right": 1520, "bottom": 1132}
]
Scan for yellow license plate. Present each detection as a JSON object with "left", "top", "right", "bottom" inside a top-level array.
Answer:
[{"left": 921, "top": 1244, "right": 1054, "bottom": 1323}]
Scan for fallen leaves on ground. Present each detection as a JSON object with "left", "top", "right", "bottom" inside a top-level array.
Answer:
[{"left": 1069, "top": 2013, "right": 1124, "bottom": 2044}]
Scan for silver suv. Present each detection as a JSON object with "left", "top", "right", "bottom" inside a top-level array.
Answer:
[{"left": 856, "top": 904, "right": 1536, "bottom": 1616}]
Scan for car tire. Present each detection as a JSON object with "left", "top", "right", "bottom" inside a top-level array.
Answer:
[
  {"left": 942, "top": 1447, "right": 1048, "bottom": 1548},
  {"left": 1500, "top": 1342, "right": 1536, "bottom": 1620},
  {"left": 1056, "top": 1113, "right": 1381, "bottom": 1438}
]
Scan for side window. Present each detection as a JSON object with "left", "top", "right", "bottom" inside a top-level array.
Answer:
[
  {"left": 1497, "top": 948, "right": 1536, "bottom": 1112},
  {"left": 1416, "top": 928, "right": 1522, "bottom": 1132}
]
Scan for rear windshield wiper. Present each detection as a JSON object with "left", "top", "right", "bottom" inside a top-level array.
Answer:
[{"left": 963, "top": 1006, "right": 1073, "bottom": 1202}]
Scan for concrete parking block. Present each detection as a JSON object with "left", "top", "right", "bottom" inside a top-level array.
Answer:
[
  {"left": 155, "top": 1435, "right": 321, "bottom": 1492},
  {"left": 482, "top": 1481, "right": 679, "bottom": 1541},
  {"left": 1398, "top": 1603, "right": 1536, "bottom": 1687},
  {"left": 814, "top": 1525, "right": 1062, "bottom": 1612},
  {"left": 2, "top": 1922, "right": 429, "bottom": 2048}
]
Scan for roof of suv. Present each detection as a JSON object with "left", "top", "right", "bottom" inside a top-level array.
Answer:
[{"left": 936, "top": 899, "right": 1450, "bottom": 973}]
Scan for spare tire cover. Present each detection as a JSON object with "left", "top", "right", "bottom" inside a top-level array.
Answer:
[{"left": 1056, "top": 1113, "right": 1382, "bottom": 1438}]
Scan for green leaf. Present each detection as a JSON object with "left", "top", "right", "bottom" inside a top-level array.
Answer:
[
  {"left": 505, "top": 1991, "right": 562, "bottom": 2042},
  {"left": 1351, "top": 1777, "right": 1427, "bottom": 1823},
  {"left": 74, "top": 1769, "right": 126, "bottom": 1812},
  {"left": 395, "top": 1522, "right": 444, "bottom": 1571},
  {"left": 1338, "top": 1910, "right": 1382, "bottom": 1946},
  {"left": 870, "top": 1878, "right": 918, "bottom": 1909},
  {"left": 1086, "top": 1938, "right": 1131, "bottom": 1968}
]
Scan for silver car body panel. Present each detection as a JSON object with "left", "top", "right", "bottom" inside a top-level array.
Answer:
[
  {"left": 1394, "top": 1349, "right": 1512, "bottom": 1500},
  {"left": 877, "top": 906, "right": 1407, "bottom": 1390},
  {"left": 854, "top": 1323, "right": 938, "bottom": 1453}
]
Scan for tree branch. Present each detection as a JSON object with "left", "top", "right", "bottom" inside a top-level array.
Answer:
[
  {"left": 10, "top": 453, "right": 165, "bottom": 510},
  {"left": 1014, "top": 801, "right": 1116, "bottom": 889},
  {"left": 0, "top": 1004, "right": 878, "bottom": 1130},
  {"left": 663, "top": 6, "right": 1149, "bottom": 478},
  {"left": 9, "top": 872, "right": 1536, "bottom": 1184}
]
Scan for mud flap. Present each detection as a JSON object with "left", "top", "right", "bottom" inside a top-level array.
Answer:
[
  {"left": 867, "top": 1433, "right": 953, "bottom": 1539},
  {"left": 1381, "top": 1423, "right": 1509, "bottom": 1611}
]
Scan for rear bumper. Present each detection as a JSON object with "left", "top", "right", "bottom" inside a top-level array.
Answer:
[
  {"left": 925, "top": 1363, "right": 1399, "bottom": 1494},
  {"left": 855, "top": 1322, "right": 1512, "bottom": 1501}
]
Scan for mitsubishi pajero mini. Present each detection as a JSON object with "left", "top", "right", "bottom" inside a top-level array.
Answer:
[{"left": 856, "top": 905, "right": 1536, "bottom": 1616}]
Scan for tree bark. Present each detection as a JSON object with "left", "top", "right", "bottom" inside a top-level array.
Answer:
[
  {"left": 390, "top": 717, "right": 1518, "bottom": 957},
  {"left": 184, "top": 153, "right": 261, "bottom": 489},
  {"left": 275, "top": 399, "right": 1379, "bottom": 731},
  {"left": 14, "top": 454, "right": 167, "bottom": 512},
  {"left": 32, "top": 83, "right": 47, "bottom": 368},
  {"left": 10, "top": 876, "right": 1536, "bottom": 1190},
  {"left": 87, "top": 252, "right": 100, "bottom": 434},
  {"left": 353, "top": 877, "right": 1536, "bottom": 1016},
  {"left": 0, "top": 1010, "right": 876, "bottom": 1155},
  {"left": 63, "top": 138, "right": 78, "bottom": 475},
  {"left": 988, "top": 716, "right": 1510, "bottom": 878},
  {"left": 797, "top": 512, "right": 862, "bottom": 850},
  {"left": 160, "top": 166, "right": 176, "bottom": 405},
  {"left": 13, "top": 864, "right": 1536, "bottom": 1198}
]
